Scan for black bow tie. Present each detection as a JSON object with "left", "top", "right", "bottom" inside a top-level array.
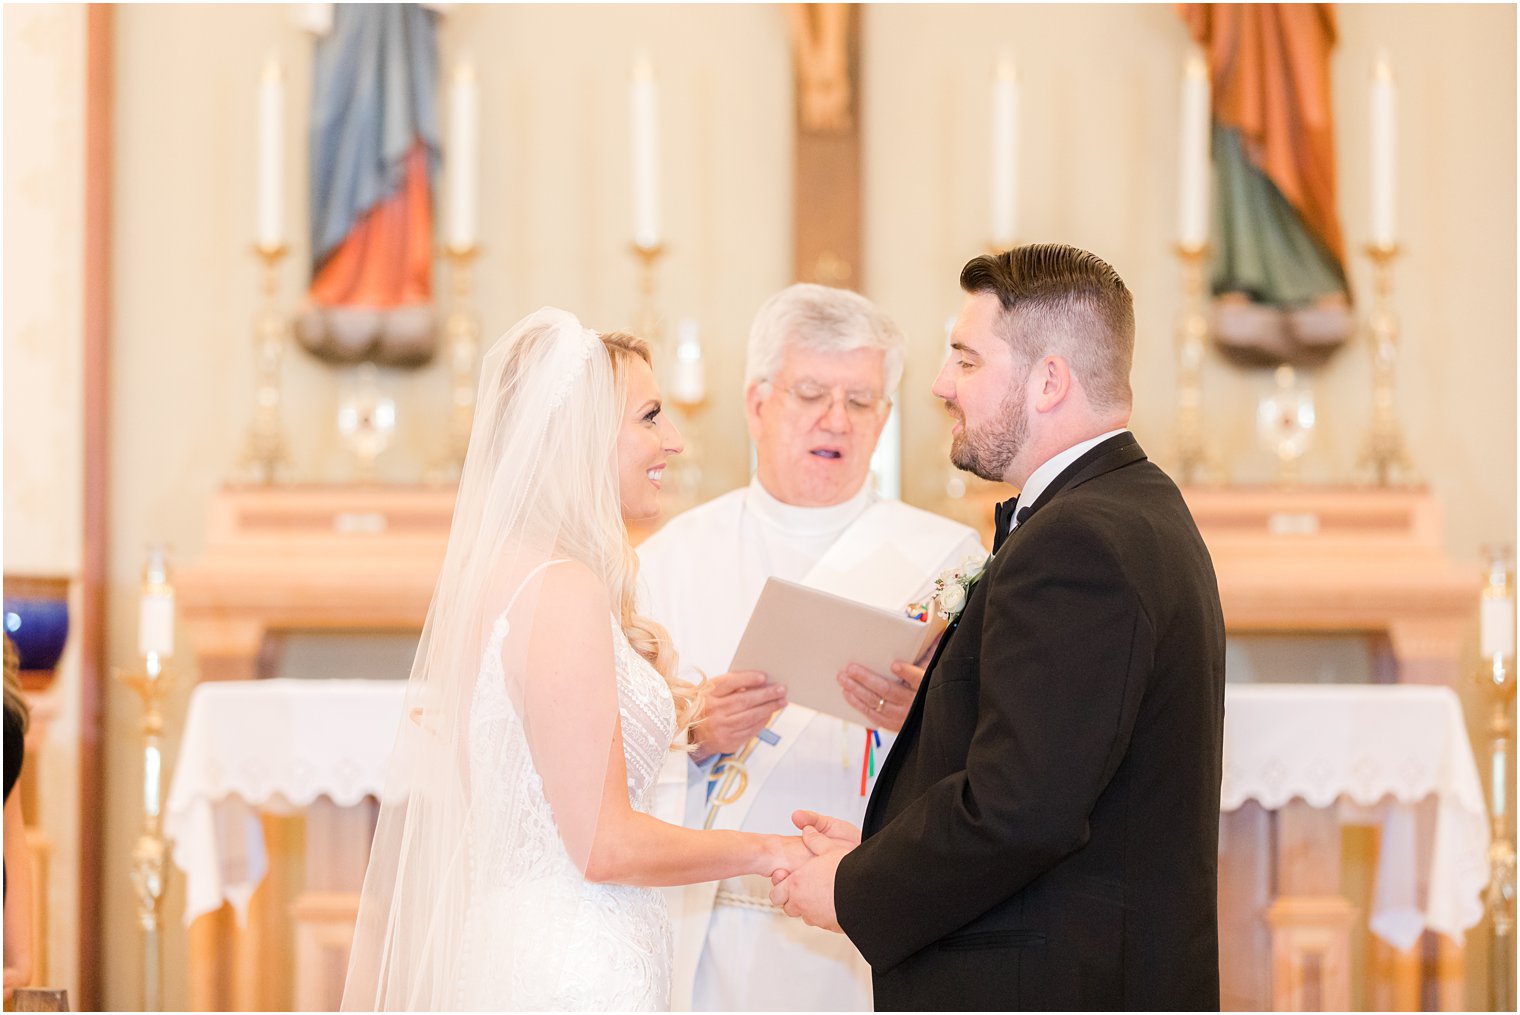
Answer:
[{"left": 993, "top": 498, "right": 1032, "bottom": 552}]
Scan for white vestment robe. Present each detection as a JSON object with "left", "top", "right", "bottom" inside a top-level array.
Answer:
[{"left": 638, "top": 477, "right": 985, "bottom": 1012}]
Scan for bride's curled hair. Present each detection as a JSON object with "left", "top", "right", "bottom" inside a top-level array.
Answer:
[{"left": 598, "top": 331, "right": 701, "bottom": 737}]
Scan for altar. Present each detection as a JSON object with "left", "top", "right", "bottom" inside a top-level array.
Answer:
[
  {"left": 169, "top": 481, "right": 1493, "bottom": 1010},
  {"left": 165, "top": 677, "right": 1489, "bottom": 1012}
]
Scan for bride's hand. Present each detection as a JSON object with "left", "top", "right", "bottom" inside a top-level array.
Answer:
[{"left": 762, "top": 834, "right": 813, "bottom": 878}]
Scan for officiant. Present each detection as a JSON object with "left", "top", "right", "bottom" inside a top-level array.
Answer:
[{"left": 639, "top": 283, "right": 984, "bottom": 1012}]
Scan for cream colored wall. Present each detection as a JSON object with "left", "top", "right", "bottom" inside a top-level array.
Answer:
[
  {"left": 3, "top": 3, "right": 87, "bottom": 1002},
  {"left": 866, "top": 3, "right": 1516, "bottom": 559},
  {"left": 83, "top": 3, "right": 1517, "bottom": 1011},
  {"left": 4, "top": 4, "right": 85, "bottom": 576}
]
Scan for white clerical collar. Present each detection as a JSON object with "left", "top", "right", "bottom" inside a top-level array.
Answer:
[
  {"left": 1013, "top": 428, "right": 1129, "bottom": 528},
  {"left": 745, "top": 474, "right": 876, "bottom": 536}
]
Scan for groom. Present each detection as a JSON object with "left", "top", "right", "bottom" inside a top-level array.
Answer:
[{"left": 771, "top": 244, "right": 1227, "bottom": 1011}]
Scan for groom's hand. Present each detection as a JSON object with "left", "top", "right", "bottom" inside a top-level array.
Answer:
[
  {"left": 837, "top": 660, "right": 923, "bottom": 732},
  {"left": 792, "top": 809, "right": 861, "bottom": 848},
  {"left": 769, "top": 826, "right": 848, "bottom": 933},
  {"left": 691, "top": 671, "right": 786, "bottom": 762}
]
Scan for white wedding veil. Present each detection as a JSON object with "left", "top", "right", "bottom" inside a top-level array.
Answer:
[{"left": 341, "top": 307, "right": 651, "bottom": 1010}]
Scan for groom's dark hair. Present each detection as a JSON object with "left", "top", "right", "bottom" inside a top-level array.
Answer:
[{"left": 960, "top": 243, "right": 1135, "bottom": 412}]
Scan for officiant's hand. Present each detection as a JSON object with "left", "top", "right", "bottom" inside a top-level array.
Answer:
[
  {"left": 837, "top": 660, "right": 923, "bottom": 732},
  {"left": 691, "top": 670, "right": 787, "bottom": 762},
  {"left": 769, "top": 824, "right": 849, "bottom": 933}
]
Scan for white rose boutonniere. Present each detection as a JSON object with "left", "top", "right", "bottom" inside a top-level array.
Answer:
[{"left": 930, "top": 553, "right": 991, "bottom": 623}]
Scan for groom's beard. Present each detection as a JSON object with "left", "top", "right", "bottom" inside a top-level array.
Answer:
[{"left": 947, "top": 386, "right": 1028, "bottom": 483}]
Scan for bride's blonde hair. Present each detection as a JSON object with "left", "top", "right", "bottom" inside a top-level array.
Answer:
[
  {"left": 598, "top": 331, "right": 701, "bottom": 736},
  {"left": 472, "top": 319, "right": 700, "bottom": 738},
  {"left": 345, "top": 309, "right": 701, "bottom": 1011}
]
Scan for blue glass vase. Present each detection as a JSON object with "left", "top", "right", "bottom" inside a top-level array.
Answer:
[{"left": 3, "top": 594, "right": 70, "bottom": 672}]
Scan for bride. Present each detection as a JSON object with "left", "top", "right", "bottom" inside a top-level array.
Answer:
[{"left": 342, "top": 308, "right": 809, "bottom": 1011}]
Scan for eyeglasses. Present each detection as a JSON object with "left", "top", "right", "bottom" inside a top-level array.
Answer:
[{"left": 772, "top": 380, "right": 890, "bottom": 422}]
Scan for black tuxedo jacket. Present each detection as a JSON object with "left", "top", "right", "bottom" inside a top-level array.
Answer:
[{"left": 835, "top": 433, "right": 1226, "bottom": 1011}]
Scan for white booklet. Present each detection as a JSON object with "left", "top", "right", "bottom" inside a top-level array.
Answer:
[{"left": 727, "top": 577, "right": 944, "bottom": 724}]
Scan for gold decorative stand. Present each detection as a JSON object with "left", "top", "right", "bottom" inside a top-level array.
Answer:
[
  {"left": 430, "top": 244, "right": 482, "bottom": 484},
  {"left": 1479, "top": 544, "right": 1517, "bottom": 1011},
  {"left": 630, "top": 241, "right": 693, "bottom": 506},
  {"left": 631, "top": 242, "right": 667, "bottom": 349},
  {"left": 1358, "top": 244, "right": 1418, "bottom": 485},
  {"left": 1173, "top": 243, "right": 1219, "bottom": 485},
  {"left": 235, "top": 244, "right": 293, "bottom": 484},
  {"left": 665, "top": 394, "right": 707, "bottom": 517},
  {"left": 117, "top": 546, "right": 176, "bottom": 1011}
]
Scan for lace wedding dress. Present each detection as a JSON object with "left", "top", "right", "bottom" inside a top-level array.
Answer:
[
  {"left": 343, "top": 309, "right": 684, "bottom": 1012},
  {"left": 453, "top": 591, "right": 677, "bottom": 1010}
]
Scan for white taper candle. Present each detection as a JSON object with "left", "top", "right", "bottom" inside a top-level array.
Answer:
[
  {"left": 1370, "top": 50, "right": 1398, "bottom": 249},
  {"left": 990, "top": 55, "right": 1019, "bottom": 248},
  {"left": 630, "top": 56, "right": 661, "bottom": 250},
  {"left": 1177, "top": 49, "right": 1211, "bottom": 250},
  {"left": 1482, "top": 595, "right": 1516, "bottom": 659},
  {"left": 448, "top": 61, "right": 479, "bottom": 250},
  {"left": 671, "top": 319, "right": 705, "bottom": 404},
  {"left": 257, "top": 59, "right": 285, "bottom": 251}
]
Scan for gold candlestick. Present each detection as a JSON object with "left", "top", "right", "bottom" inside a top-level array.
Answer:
[
  {"left": 118, "top": 544, "right": 176, "bottom": 1011},
  {"left": 1479, "top": 545, "right": 1517, "bottom": 1011},
  {"left": 663, "top": 399, "right": 706, "bottom": 516},
  {"left": 235, "top": 244, "right": 294, "bottom": 484},
  {"left": 119, "top": 662, "right": 169, "bottom": 1012},
  {"left": 1173, "top": 243, "right": 1219, "bottom": 485},
  {"left": 1357, "top": 244, "right": 1418, "bottom": 485},
  {"left": 631, "top": 242, "right": 667, "bottom": 349},
  {"left": 430, "top": 244, "right": 482, "bottom": 484}
]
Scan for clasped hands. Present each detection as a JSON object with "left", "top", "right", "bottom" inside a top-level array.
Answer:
[{"left": 767, "top": 809, "right": 860, "bottom": 934}]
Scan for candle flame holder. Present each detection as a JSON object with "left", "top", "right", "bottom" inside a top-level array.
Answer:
[
  {"left": 631, "top": 241, "right": 667, "bottom": 351},
  {"left": 1173, "top": 243, "right": 1221, "bottom": 485},
  {"left": 429, "top": 244, "right": 482, "bottom": 484},
  {"left": 119, "top": 543, "right": 176, "bottom": 1012},
  {"left": 1357, "top": 243, "right": 1419, "bottom": 486},
  {"left": 1478, "top": 544, "right": 1517, "bottom": 1011},
  {"left": 117, "top": 655, "right": 171, "bottom": 1013},
  {"left": 234, "top": 244, "right": 294, "bottom": 484}
]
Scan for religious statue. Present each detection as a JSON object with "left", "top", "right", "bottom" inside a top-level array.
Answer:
[
  {"left": 1180, "top": 4, "right": 1353, "bottom": 367},
  {"left": 295, "top": 3, "right": 441, "bottom": 367},
  {"left": 788, "top": 4, "right": 853, "bottom": 134}
]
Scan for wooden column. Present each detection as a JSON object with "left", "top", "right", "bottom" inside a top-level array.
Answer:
[
  {"left": 1266, "top": 801, "right": 1357, "bottom": 1011},
  {"left": 185, "top": 814, "right": 299, "bottom": 1012},
  {"left": 80, "top": 6, "right": 113, "bottom": 1008},
  {"left": 291, "top": 798, "right": 379, "bottom": 1012},
  {"left": 1370, "top": 935, "right": 1423, "bottom": 1011},
  {"left": 787, "top": 4, "right": 860, "bottom": 287},
  {"left": 19, "top": 698, "right": 55, "bottom": 989},
  {"left": 1219, "top": 803, "right": 1273, "bottom": 1010}
]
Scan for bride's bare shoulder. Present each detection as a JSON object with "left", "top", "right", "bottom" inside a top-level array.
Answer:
[
  {"left": 482, "top": 550, "right": 606, "bottom": 611},
  {"left": 524, "top": 562, "right": 616, "bottom": 667},
  {"left": 537, "top": 558, "right": 608, "bottom": 605}
]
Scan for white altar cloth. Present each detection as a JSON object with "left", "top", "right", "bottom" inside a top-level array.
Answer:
[
  {"left": 164, "top": 680, "right": 1490, "bottom": 945},
  {"left": 164, "top": 679, "right": 407, "bottom": 924},
  {"left": 1222, "top": 683, "right": 1490, "bottom": 948}
]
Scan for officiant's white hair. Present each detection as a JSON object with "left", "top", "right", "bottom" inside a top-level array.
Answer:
[{"left": 745, "top": 283, "right": 906, "bottom": 394}]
